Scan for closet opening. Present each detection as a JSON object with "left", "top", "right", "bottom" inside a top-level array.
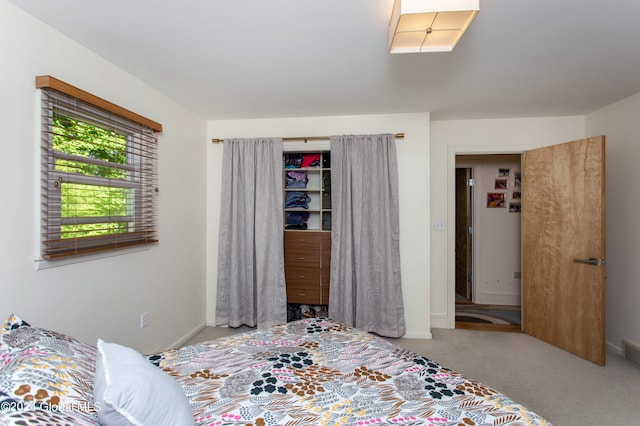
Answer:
[{"left": 283, "top": 147, "right": 332, "bottom": 322}]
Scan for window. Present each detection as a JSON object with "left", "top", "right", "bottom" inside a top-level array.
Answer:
[{"left": 37, "top": 76, "right": 162, "bottom": 259}]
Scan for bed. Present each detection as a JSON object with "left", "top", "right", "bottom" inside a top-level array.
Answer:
[{"left": 1, "top": 315, "right": 551, "bottom": 425}]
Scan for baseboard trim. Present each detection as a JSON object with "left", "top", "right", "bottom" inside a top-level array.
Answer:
[
  {"left": 607, "top": 340, "right": 622, "bottom": 356},
  {"left": 168, "top": 322, "right": 207, "bottom": 350},
  {"left": 431, "top": 315, "right": 453, "bottom": 329},
  {"left": 403, "top": 330, "right": 433, "bottom": 339}
]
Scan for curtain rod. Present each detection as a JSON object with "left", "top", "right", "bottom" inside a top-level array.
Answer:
[{"left": 211, "top": 133, "right": 404, "bottom": 144}]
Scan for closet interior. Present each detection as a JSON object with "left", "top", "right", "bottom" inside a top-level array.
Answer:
[{"left": 283, "top": 151, "right": 331, "bottom": 321}]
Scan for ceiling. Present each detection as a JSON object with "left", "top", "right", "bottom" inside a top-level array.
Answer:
[{"left": 9, "top": 0, "right": 640, "bottom": 121}]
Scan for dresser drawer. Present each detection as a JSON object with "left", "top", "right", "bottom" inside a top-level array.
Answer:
[
  {"left": 284, "top": 232, "right": 322, "bottom": 250},
  {"left": 285, "top": 268, "right": 321, "bottom": 304},
  {"left": 286, "top": 286, "right": 321, "bottom": 304},
  {"left": 284, "top": 248, "right": 320, "bottom": 268},
  {"left": 285, "top": 267, "right": 320, "bottom": 285}
]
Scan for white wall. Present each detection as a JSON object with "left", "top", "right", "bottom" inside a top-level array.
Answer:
[
  {"left": 430, "top": 117, "right": 585, "bottom": 328},
  {"left": 457, "top": 157, "right": 522, "bottom": 306},
  {"left": 586, "top": 92, "right": 640, "bottom": 354},
  {"left": 207, "top": 113, "right": 432, "bottom": 339},
  {"left": 0, "top": 0, "right": 208, "bottom": 354}
]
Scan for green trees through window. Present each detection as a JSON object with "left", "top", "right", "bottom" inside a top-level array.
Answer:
[{"left": 53, "top": 113, "right": 129, "bottom": 239}]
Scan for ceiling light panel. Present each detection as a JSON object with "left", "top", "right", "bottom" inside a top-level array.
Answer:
[{"left": 389, "top": 0, "right": 479, "bottom": 53}]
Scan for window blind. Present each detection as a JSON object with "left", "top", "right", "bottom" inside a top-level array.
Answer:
[{"left": 39, "top": 82, "right": 159, "bottom": 259}]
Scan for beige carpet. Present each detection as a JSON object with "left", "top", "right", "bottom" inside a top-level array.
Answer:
[{"left": 186, "top": 325, "right": 640, "bottom": 426}]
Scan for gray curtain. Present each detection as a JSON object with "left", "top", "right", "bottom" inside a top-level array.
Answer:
[
  {"left": 328, "top": 134, "right": 406, "bottom": 338},
  {"left": 216, "top": 138, "right": 287, "bottom": 328}
]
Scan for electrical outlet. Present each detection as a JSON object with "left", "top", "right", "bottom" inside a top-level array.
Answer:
[
  {"left": 140, "top": 312, "right": 148, "bottom": 329},
  {"left": 434, "top": 221, "right": 446, "bottom": 231}
]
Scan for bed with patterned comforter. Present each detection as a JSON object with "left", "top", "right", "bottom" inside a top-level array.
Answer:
[
  {"left": 152, "top": 318, "right": 550, "bottom": 425},
  {"left": 1, "top": 315, "right": 551, "bottom": 425}
]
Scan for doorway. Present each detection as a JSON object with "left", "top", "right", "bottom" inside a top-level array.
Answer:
[
  {"left": 454, "top": 154, "right": 522, "bottom": 332},
  {"left": 455, "top": 167, "right": 472, "bottom": 304}
]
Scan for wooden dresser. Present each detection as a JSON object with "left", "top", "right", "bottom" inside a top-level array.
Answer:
[{"left": 284, "top": 231, "right": 330, "bottom": 305}]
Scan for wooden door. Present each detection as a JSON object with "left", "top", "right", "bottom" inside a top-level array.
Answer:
[
  {"left": 455, "top": 168, "right": 472, "bottom": 301},
  {"left": 522, "top": 136, "right": 606, "bottom": 365}
]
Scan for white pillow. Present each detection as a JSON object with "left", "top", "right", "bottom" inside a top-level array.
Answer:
[{"left": 93, "top": 339, "right": 195, "bottom": 426}]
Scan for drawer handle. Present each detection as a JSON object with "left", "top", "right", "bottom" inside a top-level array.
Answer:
[
  {"left": 297, "top": 293, "right": 306, "bottom": 297},
  {"left": 297, "top": 275, "right": 306, "bottom": 279},
  {"left": 297, "top": 257, "right": 307, "bottom": 260},
  {"left": 297, "top": 239, "right": 306, "bottom": 243}
]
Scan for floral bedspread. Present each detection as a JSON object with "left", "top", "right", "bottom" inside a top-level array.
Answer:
[{"left": 148, "top": 318, "right": 551, "bottom": 426}]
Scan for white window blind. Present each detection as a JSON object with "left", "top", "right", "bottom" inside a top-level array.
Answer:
[{"left": 38, "top": 77, "right": 160, "bottom": 259}]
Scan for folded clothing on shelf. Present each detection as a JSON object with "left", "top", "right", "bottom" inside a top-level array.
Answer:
[
  {"left": 284, "top": 153, "right": 303, "bottom": 168},
  {"left": 285, "top": 211, "right": 310, "bottom": 230},
  {"left": 284, "top": 153, "right": 321, "bottom": 168},
  {"left": 301, "top": 153, "right": 320, "bottom": 168},
  {"left": 285, "top": 191, "right": 311, "bottom": 209},
  {"left": 286, "top": 171, "right": 308, "bottom": 188}
]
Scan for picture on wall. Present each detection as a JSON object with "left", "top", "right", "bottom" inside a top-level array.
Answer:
[
  {"left": 498, "top": 168, "right": 511, "bottom": 177},
  {"left": 494, "top": 178, "right": 508, "bottom": 190},
  {"left": 487, "top": 192, "right": 506, "bottom": 208},
  {"left": 514, "top": 172, "right": 522, "bottom": 187},
  {"left": 513, "top": 191, "right": 521, "bottom": 200},
  {"left": 509, "top": 202, "right": 521, "bottom": 213}
]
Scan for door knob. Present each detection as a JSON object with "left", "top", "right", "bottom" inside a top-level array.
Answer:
[{"left": 573, "top": 257, "right": 599, "bottom": 266}]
